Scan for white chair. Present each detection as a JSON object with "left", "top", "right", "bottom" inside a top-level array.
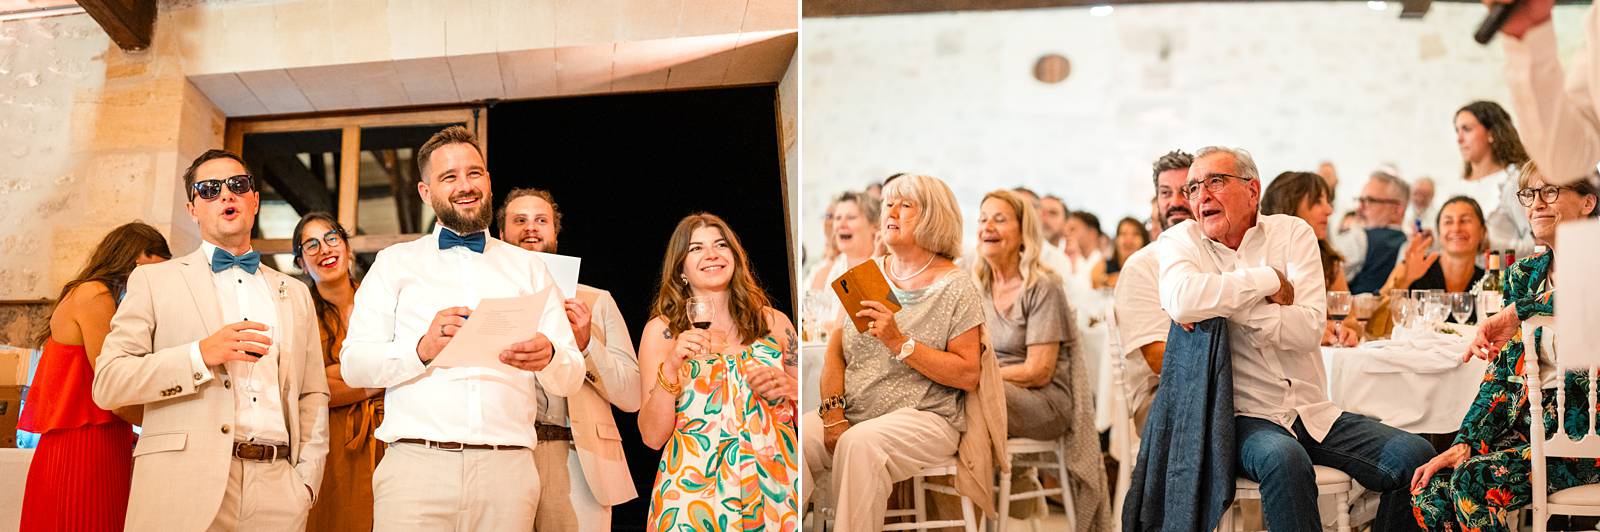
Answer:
[
  {"left": 997, "top": 437, "right": 1075, "bottom": 532},
  {"left": 1523, "top": 315, "right": 1600, "bottom": 531},
  {"left": 882, "top": 463, "right": 982, "bottom": 532},
  {"left": 1103, "top": 308, "right": 1139, "bottom": 529},
  {"left": 1217, "top": 466, "right": 1354, "bottom": 532}
]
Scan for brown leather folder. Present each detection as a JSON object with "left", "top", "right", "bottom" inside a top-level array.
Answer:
[{"left": 831, "top": 260, "right": 903, "bottom": 333}]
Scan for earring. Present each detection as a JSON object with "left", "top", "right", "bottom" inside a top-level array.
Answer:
[{"left": 680, "top": 275, "right": 688, "bottom": 285}]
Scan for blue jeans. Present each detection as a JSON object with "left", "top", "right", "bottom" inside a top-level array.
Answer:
[{"left": 1236, "top": 413, "right": 1434, "bottom": 532}]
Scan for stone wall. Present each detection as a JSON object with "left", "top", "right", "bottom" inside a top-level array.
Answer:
[
  {"left": 0, "top": 11, "right": 224, "bottom": 303},
  {"left": 799, "top": 2, "right": 1587, "bottom": 261}
]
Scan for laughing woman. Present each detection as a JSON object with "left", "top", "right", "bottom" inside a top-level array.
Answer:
[
  {"left": 637, "top": 213, "right": 800, "bottom": 531},
  {"left": 293, "top": 212, "right": 384, "bottom": 532}
]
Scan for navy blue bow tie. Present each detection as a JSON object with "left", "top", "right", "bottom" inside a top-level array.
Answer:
[
  {"left": 211, "top": 248, "right": 261, "bottom": 274},
  {"left": 439, "top": 229, "right": 486, "bottom": 253}
]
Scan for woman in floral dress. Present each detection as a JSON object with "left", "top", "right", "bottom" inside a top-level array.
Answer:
[
  {"left": 637, "top": 213, "right": 800, "bottom": 531},
  {"left": 1409, "top": 163, "right": 1599, "bottom": 531}
]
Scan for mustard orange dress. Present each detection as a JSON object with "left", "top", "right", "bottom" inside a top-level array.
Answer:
[
  {"left": 306, "top": 321, "right": 384, "bottom": 532},
  {"left": 647, "top": 336, "right": 799, "bottom": 531}
]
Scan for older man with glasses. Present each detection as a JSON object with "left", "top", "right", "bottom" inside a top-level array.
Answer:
[
  {"left": 1154, "top": 146, "right": 1433, "bottom": 531},
  {"left": 1334, "top": 171, "right": 1413, "bottom": 294}
]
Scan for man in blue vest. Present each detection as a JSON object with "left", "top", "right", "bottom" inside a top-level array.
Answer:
[{"left": 1339, "top": 171, "right": 1412, "bottom": 294}]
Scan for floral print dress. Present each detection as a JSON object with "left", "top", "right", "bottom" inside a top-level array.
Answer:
[
  {"left": 648, "top": 336, "right": 799, "bottom": 531},
  {"left": 1411, "top": 251, "right": 1600, "bottom": 531}
]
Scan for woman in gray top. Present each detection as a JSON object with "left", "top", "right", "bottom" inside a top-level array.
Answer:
[
  {"left": 801, "top": 174, "right": 986, "bottom": 531},
  {"left": 974, "top": 190, "right": 1109, "bottom": 530}
]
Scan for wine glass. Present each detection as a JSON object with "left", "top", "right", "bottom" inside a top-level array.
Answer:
[
  {"left": 1422, "top": 291, "right": 1449, "bottom": 328},
  {"left": 1353, "top": 294, "right": 1379, "bottom": 340},
  {"left": 1479, "top": 290, "right": 1504, "bottom": 322},
  {"left": 1450, "top": 292, "right": 1474, "bottom": 325},
  {"left": 686, "top": 297, "right": 716, "bottom": 355},
  {"left": 1327, "top": 291, "right": 1352, "bottom": 342}
]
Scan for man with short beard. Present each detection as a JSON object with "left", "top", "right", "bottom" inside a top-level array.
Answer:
[
  {"left": 497, "top": 188, "right": 641, "bottom": 532},
  {"left": 1112, "top": 150, "right": 1195, "bottom": 429},
  {"left": 341, "top": 126, "right": 585, "bottom": 530}
]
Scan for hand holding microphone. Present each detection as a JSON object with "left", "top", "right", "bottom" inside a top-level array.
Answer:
[{"left": 1476, "top": 0, "right": 1555, "bottom": 45}]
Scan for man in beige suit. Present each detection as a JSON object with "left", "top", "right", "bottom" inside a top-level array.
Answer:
[
  {"left": 93, "top": 149, "right": 330, "bottom": 531},
  {"left": 498, "top": 188, "right": 641, "bottom": 532}
]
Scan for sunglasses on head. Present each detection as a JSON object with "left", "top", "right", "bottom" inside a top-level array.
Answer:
[{"left": 190, "top": 174, "right": 256, "bottom": 201}]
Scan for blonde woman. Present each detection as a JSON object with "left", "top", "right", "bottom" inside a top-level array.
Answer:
[
  {"left": 807, "top": 191, "right": 881, "bottom": 291},
  {"left": 803, "top": 174, "right": 1003, "bottom": 530}
]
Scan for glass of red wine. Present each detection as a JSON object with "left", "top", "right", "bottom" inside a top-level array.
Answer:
[
  {"left": 1327, "top": 291, "right": 1352, "bottom": 345},
  {"left": 687, "top": 297, "right": 715, "bottom": 356}
]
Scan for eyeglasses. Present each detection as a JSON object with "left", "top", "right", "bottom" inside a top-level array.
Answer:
[
  {"left": 1357, "top": 196, "right": 1404, "bottom": 206},
  {"left": 1181, "top": 174, "right": 1252, "bottom": 200},
  {"left": 190, "top": 174, "right": 255, "bottom": 201},
  {"left": 300, "top": 231, "right": 345, "bottom": 255},
  {"left": 1515, "top": 185, "right": 1567, "bottom": 207}
]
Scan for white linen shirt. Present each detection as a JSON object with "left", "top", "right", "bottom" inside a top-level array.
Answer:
[
  {"left": 187, "top": 241, "right": 290, "bottom": 445},
  {"left": 340, "top": 227, "right": 584, "bottom": 447},
  {"left": 1112, "top": 246, "right": 1163, "bottom": 418},
  {"left": 1155, "top": 215, "right": 1341, "bottom": 441}
]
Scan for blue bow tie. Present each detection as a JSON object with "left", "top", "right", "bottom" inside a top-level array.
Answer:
[
  {"left": 439, "top": 229, "right": 486, "bottom": 253},
  {"left": 211, "top": 248, "right": 261, "bottom": 274}
]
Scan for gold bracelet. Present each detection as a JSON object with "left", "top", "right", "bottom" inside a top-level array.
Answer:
[{"left": 656, "top": 362, "right": 683, "bottom": 395}]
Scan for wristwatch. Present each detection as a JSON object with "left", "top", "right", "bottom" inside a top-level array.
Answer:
[{"left": 895, "top": 337, "right": 916, "bottom": 361}]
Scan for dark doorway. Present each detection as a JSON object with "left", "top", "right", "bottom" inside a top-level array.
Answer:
[{"left": 487, "top": 85, "right": 792, "bottom": 531}]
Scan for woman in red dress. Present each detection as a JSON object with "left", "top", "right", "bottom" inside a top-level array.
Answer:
[{"left": 18, "top": 222, "right": 170, "bottom": 531}]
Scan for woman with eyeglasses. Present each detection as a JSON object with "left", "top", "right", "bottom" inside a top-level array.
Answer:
[
  {"left": 18, "top": 222, "right": 170, "bottom": 532},
  {"left": 1442, "top": 100, "right": 1537, "bottom": 255},
  {"left": 292, "top": 212, "right": 383, "bottom": 532},
  {"left": 1409, "top": 161, "right": 1599, "bottom": 531}
]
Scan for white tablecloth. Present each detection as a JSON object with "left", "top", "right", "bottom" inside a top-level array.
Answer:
[
  {"left": 0, "top": 448, "right": 33, "bottom": 532},
  {"left": 801, "top": 343, "right": 826, "bottom": 414},
  {"left": 1322, "top": 343, "right": 1488, "bottom": 434}
]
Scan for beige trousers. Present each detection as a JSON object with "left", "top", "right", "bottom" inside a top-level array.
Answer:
[
  {"left": 529, "top": 440, "right": 612, "bottom": 531},
  {"left": 372, "top": 442, "right": 539, "bottom": 532},
  {"left": 207, "top": 457, "right": 312, "bottom": 532},
  {"left": 801, "top": 407, "right": 960, "bottom": 531}
]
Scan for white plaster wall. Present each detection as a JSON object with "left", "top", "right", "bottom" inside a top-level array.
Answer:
[{"left": 800, "top": 2, "right": 1588, "bottom": 259}]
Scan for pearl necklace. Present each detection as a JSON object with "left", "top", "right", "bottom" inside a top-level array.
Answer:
[{"left": 889, "top": 255, "right": 935, "bottom": 282}]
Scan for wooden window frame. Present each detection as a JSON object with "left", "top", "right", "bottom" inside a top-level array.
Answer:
[{"left": 223, "top": 106, "right": 487, "bottom": 256}]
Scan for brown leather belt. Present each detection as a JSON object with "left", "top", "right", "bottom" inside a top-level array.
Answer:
[
  {"left": 536, "top": 423, "right": 572, "bottom": 442},
  {"left": 393, "top": 438, "right": 527, "bottom": 452},
  {"left": 233, "top": 442, "right": 291, "bottom": 462}
]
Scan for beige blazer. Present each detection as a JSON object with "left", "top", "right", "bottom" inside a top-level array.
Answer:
[
  {"left": 92, "top": 247, "right": 330, "bottom": 532},
  {"left": 571, "top": 286, "right": 639, "bottom": 506}
]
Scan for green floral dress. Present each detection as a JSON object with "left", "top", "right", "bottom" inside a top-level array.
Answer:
[
  {"left": 1411, "top": 251, "right": 1600, "bottom": 532},
  {"left": 647, "top": 336, "right": 799, "bottom": 532}
]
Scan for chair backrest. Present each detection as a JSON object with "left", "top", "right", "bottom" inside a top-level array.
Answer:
[{"left": 1524, "top": 316, "right": 1600, "bottom": 459}]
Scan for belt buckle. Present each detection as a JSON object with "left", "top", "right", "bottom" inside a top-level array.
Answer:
[{"left": 431, "top": 441, "right": 465, "bottom": 452}]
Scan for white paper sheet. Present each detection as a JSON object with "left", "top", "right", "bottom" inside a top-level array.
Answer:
[
  {"left": 533, "top": 252, "right": 581, "bottom": 300},
  {"left": 1557, "top": 220, "right": 1599, "bottom": 366},
  {"left": 431, "top": 287, "right": 552, "bottom": 370}
]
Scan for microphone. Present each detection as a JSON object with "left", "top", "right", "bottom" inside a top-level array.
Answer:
[{"left": 1475, "top": 1, "right": 1519, "bottom": 45}]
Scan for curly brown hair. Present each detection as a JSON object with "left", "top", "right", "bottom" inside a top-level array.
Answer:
[
  {"left": 1457, "top": 101, "right": 1530, "bottom": 179},
  {"left": 649, "top": 213, "right": 771, "bottom": 344}
]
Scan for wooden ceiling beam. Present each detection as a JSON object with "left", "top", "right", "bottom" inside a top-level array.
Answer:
[{"left": 77, "top": 0, "right": 155, "bottom": 51}]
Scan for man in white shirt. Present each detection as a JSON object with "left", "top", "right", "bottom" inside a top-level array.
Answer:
[
  {"left": 94, "top": 149, "right": 329, "bottom": 531},
  {"left": 1114, "top": 150, "right": 1194, "bottom": 431},
  {"left": 1156, "top": 146, "right": 1432, "bottom": 531},
  {"left": 1494, "top": 0, "right": 1600, "bottom": 186},
  {"left": 497, "top": 188, "right": 641, "bottom": 532},
  {"left": 341, "top": 126, "right": 585, "bottom": 531}
]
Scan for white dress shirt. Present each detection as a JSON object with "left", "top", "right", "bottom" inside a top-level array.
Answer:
[
  {"left": 187, "top": 241, "right": 290, "bottom": 445},
  {"left": 341, "top": 227, "right": 584, "bottom": 447},
  {"left": 1112, "top": 247, "right": 1163, "bottom": 417},
  {"left": 1155, "top": 215, "right": 1341, "bottom": 441},
  {"left": 536, "top": 283, "right": 641, "bottom": 425},
  {"left": 1503, "top": 9, "right": 1600, "bottom": 186}
]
